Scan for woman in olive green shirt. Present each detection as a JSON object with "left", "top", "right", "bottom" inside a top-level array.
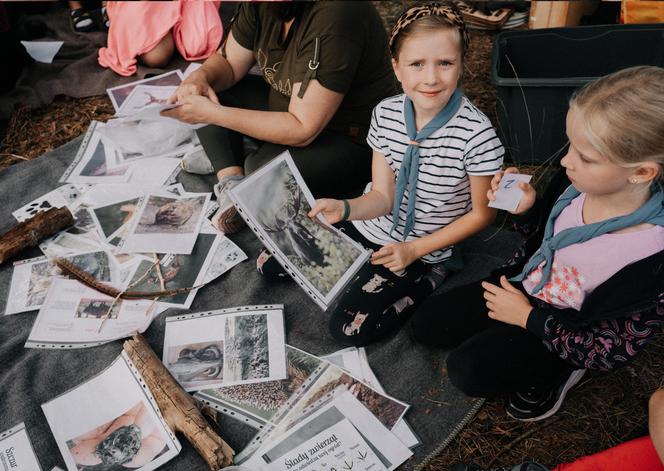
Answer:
[{"left": 164, "top": 2, "right": 396, "bottom": 233}]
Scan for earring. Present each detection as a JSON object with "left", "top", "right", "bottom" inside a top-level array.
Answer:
[{"left": 630, "top": 178, "right": 638, "bottom": 184}]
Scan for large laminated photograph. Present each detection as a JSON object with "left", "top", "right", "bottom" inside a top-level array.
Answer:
[{"left": 229, "top": 152, "right": 370, "bottom": 310}]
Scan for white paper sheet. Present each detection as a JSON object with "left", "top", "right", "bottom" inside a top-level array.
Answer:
[
  {"left": 25, "top": 278, "right": 157, "bottom": 349},
  {"left": 5, "top": 256, "right": 61, "bottom": 315},
  {"left": 42, "top": 353, "right": 181, "bottom": 471},
  {"left": 488, "top": 173, "right": 533, "bottom": 212},
  {"left": 0, "top": 422, "right": 43, "bottom": 471},
  {"left": 163, "top": 305, "right": 287, "bottom": 391},
  {"left": 246, "top": 392, "right": 412, "bottom": 471},
  {"left": 12, "top": 184, "right": 91, "bottom": 222},
  {"left": 21, "top": 40, "right": 63, "bottom": 63},
  {"left": 118, "top": 193, "right": 210, "bottom": 255}
]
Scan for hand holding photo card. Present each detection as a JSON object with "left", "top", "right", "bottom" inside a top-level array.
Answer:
[
  {"left": 106, "top": 70, "right": 184, "bottom": 112},
  {"left": 229, "top": 152, "right": 370, "bottom": 310},
  {"left": 488, "top": 173, "right": 532, "bottom": 212},
  {"left": 42, "top": 353, "right": 181, "bottom": 471},
  {"left": 0, "top": 423, "right": 43, "bottom": 471}
]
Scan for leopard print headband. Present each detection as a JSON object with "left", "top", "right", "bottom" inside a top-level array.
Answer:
[{"left": 388, "top": 3, "right": 470, "bottom": 57}]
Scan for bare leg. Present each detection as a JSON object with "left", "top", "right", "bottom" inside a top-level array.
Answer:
[{"left": 138, "top": 32, "right": 175, "bottom": 69}]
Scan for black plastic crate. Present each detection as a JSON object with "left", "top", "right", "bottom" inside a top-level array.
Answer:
[{"left": 491, "top": 24, "right": 664, "bottom": 164}]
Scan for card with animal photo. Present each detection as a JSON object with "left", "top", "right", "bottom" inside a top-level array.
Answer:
[
  {"left": 5, "top": 256, "right": 61, "bottom": 315},
  {"left": 229, "top": 152, "right": 370, "bottom": 310},
  {"left": 163, "top": 305, "right": 287, "bottom": 392},
  {"left": 123, "top": 232, "right": 223, "bottom": 309},
  {"left": 106, "top": 69, "right": 183, "bottom": 111},
  {"left": 60, "top": 122, "right": 132, "bottom": 184},
  {"left": 118, "top": 193, "right": 210, "bottom": 254},
  {"left": 42, "top": 352, "right": 181, "bottom": 471},
  {"left": 25, "top": 278, "right": 157, "bottom": 349},
  {"left": 12, "top": 184, "right": 91, "bottom": 222}
]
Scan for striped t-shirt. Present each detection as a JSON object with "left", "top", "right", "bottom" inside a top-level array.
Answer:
[{"left": 353, "top": 94, "right": 504, "bottom": 263}]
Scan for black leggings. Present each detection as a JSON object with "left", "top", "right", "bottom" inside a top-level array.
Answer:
[
  {"left": 410, "top": 274, "right": 574, "bottom": 398},
  {"left": 196, "top": 75, "right": 372, "bottom": 199},
  {"left": 259, "top": 222, "right": 443, "bottom": 346}
]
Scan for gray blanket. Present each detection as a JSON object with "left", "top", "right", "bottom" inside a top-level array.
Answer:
[{"left": 0, "top": 137, "right": 522, "bottom": 470}]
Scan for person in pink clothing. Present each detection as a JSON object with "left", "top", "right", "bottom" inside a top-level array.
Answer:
[{"left": 98, "top": 0, "right": 223, "bottom": 76}]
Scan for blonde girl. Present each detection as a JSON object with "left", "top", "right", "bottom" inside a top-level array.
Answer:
[
  {"left": 412, "top": 66, "right": 664, "bottom": 421},
  {"left": 258, "top": 3, "right": 505, "bottom": 346}
]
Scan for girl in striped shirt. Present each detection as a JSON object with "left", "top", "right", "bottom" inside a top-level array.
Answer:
[{"left": 301, "top": 3, "right": 504, "bottom": 345}]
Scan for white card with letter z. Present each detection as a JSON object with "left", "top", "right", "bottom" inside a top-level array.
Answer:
[{"left": 488, "top": 173, "right": 532, "bottom": 212}]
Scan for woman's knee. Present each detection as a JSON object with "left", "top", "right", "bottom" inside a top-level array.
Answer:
[{"left": 139, "top": 33, "right": 174, "bottom": 68}]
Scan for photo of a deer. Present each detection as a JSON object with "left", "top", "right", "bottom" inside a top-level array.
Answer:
[{"left": 258, "top": 189, "right": 326, "bottom": 268}]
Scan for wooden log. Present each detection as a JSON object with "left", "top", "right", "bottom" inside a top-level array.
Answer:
[
  {"left": 123, "top": 334, "right": 235, "bottom": 470},
  {"left": 0, "top": 207, "right": 75, "bottom": 265}
]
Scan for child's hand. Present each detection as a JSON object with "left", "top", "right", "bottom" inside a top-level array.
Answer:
[
  {"left": 308, "top": 199, "right": 344, "bottom": 224},
  {"left": 487, "top": 167, "right": 536, "bottom": 215},
  {"left": 481, "top": 276, "right": 533, "bottom": 328},
  {"left": 371, "top": 242, "right": 417, "bottom": 272}
]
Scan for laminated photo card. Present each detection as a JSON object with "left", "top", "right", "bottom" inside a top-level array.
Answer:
[
  {"left": 116, "top": 85, "right": 178, "bottom": 119},
  {"left": 163, "top": 305, "right": 287, "bottom": 392},
  {"left": 122, "top": 232, "right": 241, "bottom": 310},
  {"left": 60, "top": 121, "right": 133, "bottom": 184},
  {"left": 196, "top": 345, "right": 410, "bottom": 461},
  {"left": 106, "top": 69, "right": 183, "bottom": 112},
  {"left": 12, "top": 184, "right": 91, "bottom": 222},
  {"left": 0, "top": 422, "right": 43, "bottom": 471},
  {"left": 229, "top": 152, "right": 370, "bottom": 310},
  {"left": 5, "top": 256, "right": 61, "bottom": 315},
  {"left": 244, "top": 391, "right": 412, "bottom": 471},
  {"left": 42, "top": 352, "right": 181, "bottom": 471},
  {"left": 118, "top": 192, "right": 210, "bottom": 255},
  {"left": 25, "top": 278, "right": 157, "bottom": 349},
  {"left": 322, "top": 348, "right": 419, "bottom": 449}
]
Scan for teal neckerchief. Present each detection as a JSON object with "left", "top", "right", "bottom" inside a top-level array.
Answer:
[
  {"left": 512, "top": 183, "right": 664, "bottom": 293},
  {"left": 390, "top": 89, "right": 463, "bottom": 240}
]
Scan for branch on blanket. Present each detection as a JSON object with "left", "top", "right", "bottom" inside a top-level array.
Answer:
[
  {"left": 54, "top": 258, "right": 200, "bottom": 299},
  {"left": 0, "top": 207, "right": 75, "bottom": 265},
  {"left": 123, "top": 334, "right": 235, "bottom": 470}
]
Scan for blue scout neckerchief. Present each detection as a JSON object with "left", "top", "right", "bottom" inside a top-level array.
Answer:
[
  {"left": 512, "top": 183, "right": 664, "bottom": 293},
  {"left": 390, "top": 88, "right": 462, "bottom": 240}
]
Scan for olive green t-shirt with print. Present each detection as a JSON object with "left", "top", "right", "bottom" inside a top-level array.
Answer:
[{"left": 230, "top": 2, "right": 397, "bottom": 141}]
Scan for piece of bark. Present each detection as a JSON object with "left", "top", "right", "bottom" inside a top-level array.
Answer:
[
  {"left": 123, "top": 334, "right": 235, "bottom": 470},
  {"left": 0, "top": 207, "right": 75, "bottom": 265}
]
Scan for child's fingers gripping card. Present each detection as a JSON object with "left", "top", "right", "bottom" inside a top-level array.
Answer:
[{"left": 488, "top": 173, "right": 532, "bottom": 212}]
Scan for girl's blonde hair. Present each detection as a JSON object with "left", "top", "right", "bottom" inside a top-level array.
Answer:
[
  {"left": 570, "top": 66, "right": 664, "bottom": 181},
  {"left": 389, "top": 2, "right": 469, "bottom": 60}
]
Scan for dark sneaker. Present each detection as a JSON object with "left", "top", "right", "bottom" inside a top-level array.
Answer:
[
  {"left": 506, "top": 369, "right": 586, "bottom": 422},
  {"left": 211, "top": 175, "right": 245, "bottom": 234},
  {"left": 449, "top": 463, "right": 549, "bottom": 471}
]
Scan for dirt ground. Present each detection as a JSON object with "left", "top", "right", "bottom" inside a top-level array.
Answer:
[{"left": 1, "top": 2, "right": 662, "bottom": 470}]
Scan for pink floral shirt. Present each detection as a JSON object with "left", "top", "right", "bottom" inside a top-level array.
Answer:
[{"left": 522, "top": 193, "right": 664, "bottom": 310}]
